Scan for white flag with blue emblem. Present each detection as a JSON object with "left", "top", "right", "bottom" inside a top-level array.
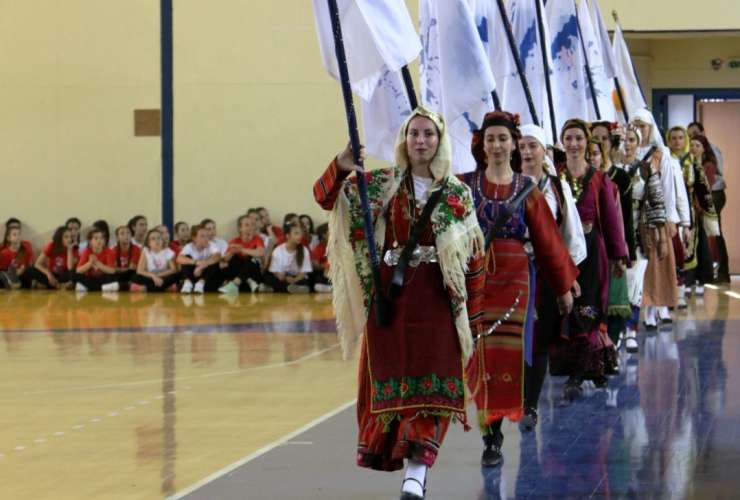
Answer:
[
  {"left": 420, "top": 0, "right": 496, "bottom": 173},
  {"left": 508, "top": 0, "right": 554, "bottom": 142},
  {"left": 612, "top": 23, "right": 647, "bottom": 121},
  {"left": 470, "top": 0, "right": 514, "bottom": 107},
  {"left": 589, "top": 0, "right": 616, "bottom": 79},
  {"left": 361, "top": 68, "right": 412, "bottom": 162},
  {"left": 576, "top": 0, "right": 616, "bottom": 121},
  {"left": 312, "top": 0, "right": 421, "bottom": 101},
  {"left": 546, "top": 0, "right": 588, "bottom": 136}
]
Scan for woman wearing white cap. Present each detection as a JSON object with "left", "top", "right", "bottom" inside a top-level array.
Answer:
[
  {"left": 517, "top": 123, "right": 587, "bottom": 429},
  {"left": 630, "top": 109, "right": 690, "bottom": 326}
]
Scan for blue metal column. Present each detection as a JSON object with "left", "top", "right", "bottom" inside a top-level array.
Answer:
[{"left": 160, "top": 0, "right": 174, "bottom": 229}]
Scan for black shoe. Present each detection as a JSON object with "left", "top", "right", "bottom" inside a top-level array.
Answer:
[
  {"left": 481, "top": 445, "right": 503, "bottom": 467},
  {"left": 593, "top": 375, "right": 609, "bottom": 388},
  {"left": 519, "top": 407, "right": 538, "bottom": 432},
  {"left": 400, "top": 478, "right": 425, "bottom": 499},
  {"left": 563, "top": 378, "right": 582, "bottom": 401}
]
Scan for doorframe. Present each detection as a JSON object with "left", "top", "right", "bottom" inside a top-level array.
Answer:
[{"left": 652, "top": 88, "right": 740, "bottom": 131}]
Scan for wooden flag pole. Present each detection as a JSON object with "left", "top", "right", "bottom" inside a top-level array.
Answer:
[
  {"left": 326, "top": 0, "right": 391, "bottom": 325},
  {"left": 400, "top": 65, "right": 419, "bottom": 110}
]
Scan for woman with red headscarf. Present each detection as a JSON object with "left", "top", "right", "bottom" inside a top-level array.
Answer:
[{"left": 459, "top": 111, "right": 578, "bottom": 467}]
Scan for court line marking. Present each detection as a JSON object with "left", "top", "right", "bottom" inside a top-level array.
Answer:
[
  {"left": 166, "top": 398, "right": 357, "bottom": 500},
  {"left": 22, "top": 343, "right": 340, "bottom": 395}
]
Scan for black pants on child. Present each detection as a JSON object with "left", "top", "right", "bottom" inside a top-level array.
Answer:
[
  {"left": 181, "top": 264, "right": 222, "bottom": 292},
  {"left": 74, "top": 273, "right": 118, "bottom": 291},
  {"left": 27, "top": 267, "right": 74, "bottom": 289},
  {"left": 224, "top": 256, "right": 263, "bottom": 290},
  {"left": 263, "top": 272, "right": 312, "bottom": 293},
  {"left": 115, "top": 269, "right": 136, "bottom": 291},
  {"left": 131, "top": 272, "right": 181, "bottom": 292}
]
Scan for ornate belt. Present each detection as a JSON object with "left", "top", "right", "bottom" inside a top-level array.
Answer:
[{"left": 383, "top": 245, "right": 438, "bottom": 267}]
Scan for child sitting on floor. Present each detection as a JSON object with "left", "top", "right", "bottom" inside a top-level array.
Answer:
[
  {"left": 75, "top": 228, "right": 119, "bottom": 292},
  {"left": 28, "top": 226, "right": 78, "bottom": 289},
  {"left": 176, "top": 225, "right": 222, "bottom": 294},
  {"left": 130, "top": 229, "right": 180, "bottom": 292}
]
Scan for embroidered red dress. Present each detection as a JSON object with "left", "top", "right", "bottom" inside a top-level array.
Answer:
[
  {"left": 314, "top": 160, "right": 483, "bottom": 471},
  {"left": 460, "top": 171, "right": 577, "bottom": 427}
]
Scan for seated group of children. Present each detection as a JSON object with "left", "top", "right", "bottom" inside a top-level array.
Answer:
[{"left": 0, "top": 208, "right": 331, "bottom": 295}]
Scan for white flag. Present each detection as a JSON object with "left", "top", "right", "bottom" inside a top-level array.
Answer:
[
  {"left": 612, "top": 23, "right": 647, "bottom": 121},
  {"left": 576, "top": 0, "right": 616, "bottom": 121},
  {"left": 312, "top": 0, "right": 421, "bottom": 101},
  {"left": 420, "top": 0, "right": 496, "bottom": 173},
  {"left": 508, "top": 0, "right": 554, "bottom": 143},
  {"left": 470, "top": 0, "right": 514, "bottom": 106},
  {"left": 361, "top": 68, "right": 412, "bottom": 162},
  {"left": 589, "top": 0, "right": 615, "bottom": 79},
  {"left": 546, "top": 0, "right": 589, "bottom": 135}
]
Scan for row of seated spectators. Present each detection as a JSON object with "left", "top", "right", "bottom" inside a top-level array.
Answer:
[{"left": 0, "top": 208, "right": 330, "bottom": 295}]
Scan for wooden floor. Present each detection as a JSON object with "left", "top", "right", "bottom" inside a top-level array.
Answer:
[
  {"left": 1, "top": 284, "right": 739, "bottom": 499},
  {"left": 0, "top": 291, "right": 357, "bottom": 500}
]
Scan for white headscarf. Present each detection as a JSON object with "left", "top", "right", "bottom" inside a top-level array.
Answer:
[
  {"left": 520, "top": 124, "right": 556, "bottom": 176},
  {"left": 631, "top": 108, "right": 665, "bottom": 147}
]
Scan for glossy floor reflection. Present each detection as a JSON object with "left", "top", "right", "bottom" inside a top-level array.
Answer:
[
  {"left": 2, "top": 285, "right": 739, "bottom": 499},
  {"left": 0, "top": 291, "right": 356, "bottom": 500},
  {"left": 181, "top": 285, "right": 740, "bottom": 500}
]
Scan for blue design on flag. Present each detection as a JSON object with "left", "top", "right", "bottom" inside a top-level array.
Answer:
[
  {"left": 477, "top": 16, "right": 488, "bottom": 43},
  {"left": 462, "top": 112, "right": 479, "bottom": 133},
  {"left": 518, "top": 21, "right": 537, "bottom": 67},
  {"left": 550, "top": 16, "right": 578, "bottom": 61}
]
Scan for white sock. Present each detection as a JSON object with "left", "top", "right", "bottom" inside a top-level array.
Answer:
[{"left": 402, "top": 459, "right": 427, "bottom": 496}]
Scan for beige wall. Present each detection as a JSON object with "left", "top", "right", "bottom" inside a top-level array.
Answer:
[
  {"left": 598, "top": 0, "right": 740, "bottom": 31},
  {"left": 0, "top": 0, "right": 160, "bottom": 247},
  {"left": 1, "top": 1, "right": 739, "bottom": 250}
]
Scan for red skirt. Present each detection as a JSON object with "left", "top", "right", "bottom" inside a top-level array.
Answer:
[
  {"left": 466, "top": 239, "right": 531, "bottom": 428},
  {"left": 356, "top": 261, "right": 465, "bottom": 471}
]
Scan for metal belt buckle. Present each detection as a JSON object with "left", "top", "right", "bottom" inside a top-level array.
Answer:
[
  {"left": 409, "top": 246, "right": 423, "bottom": 267},
  {"left": 383, "top": 249, "right": 399, "bottom": 267}
]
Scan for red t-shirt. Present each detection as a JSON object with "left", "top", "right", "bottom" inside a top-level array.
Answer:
[
  {"left": 229, "top": 235, "right": 265, "bottom": 251},
  {"left": 0, "top": 241, "right": 34, "bottom": 270},
  {"left": 170, "top": 241, "right": 182, "bottom": 256},
  {"left": 310, "top": 241, "right": 328, "bottom": 270},
  {"left": 113, "top": 244, "right": 141, "bottom": 269},
  {"left": 43, "top": 242, "right": 79, "bottom": 275},
  {"left": 78, "top": 247, "right": 116, "bottom": 277}
]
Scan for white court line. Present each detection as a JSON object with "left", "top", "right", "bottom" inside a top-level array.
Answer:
[
  {"left": 166, "top": 398, "right": 356, "bottom": 500},
  {"left": 725, "top": 291, "right": 740, "bottom": 300},
  {"left": 23, "top": 343, "right": 340, "bottom": 395},
  {"left": 704, "top": 284, "right": 719, "bottom": 290}
]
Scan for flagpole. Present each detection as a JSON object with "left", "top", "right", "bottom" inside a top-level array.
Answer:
[
  {"left": 400, "top": 65, "right": 419, "bottom": 110},
  {"left": 491, "top": 90, "right": 502, "bottom": 111},
  {"left": 575, "top": 0, "right": 601, "bottom": 119},
  {"left": 612, "top": 10, "right": 648, "bottom": 105},
  {"left": 326, "top": 0, "right": 390, "bottom": 325},
  {"left": 495, "top": 0, "right": 539, "bottom": 125},
  {"left": 534, "top": 0, "right": 557, "bottom": 141},
  {"left": 613, "top": 76, "right": 630, "bottom": 122}
]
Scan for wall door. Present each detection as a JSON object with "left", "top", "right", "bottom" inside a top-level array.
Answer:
[{"left": 699, "top": 101, "right": 740, "bottom": 273}]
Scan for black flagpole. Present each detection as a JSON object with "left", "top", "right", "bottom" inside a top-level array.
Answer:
[
  {"left": 491, "top": 90, "right": 502, "bottom": 111},
  {"left": 613, "top": 76, "right": 630, "bottom": 122},
  {"left": 326, "top": 0, "right": 390, "bottom": 325},
  {"left": 495, "top": 0, "right": 539, "bottom": 125},
  {"left": 534, "top": 0, "right": 557, "bottom": 141},
  {"left": 575, "top": 0, "right": 601, "bottom": 120},
  {"left": 400, "top": 65, "right": 419, "bottom": 110}
]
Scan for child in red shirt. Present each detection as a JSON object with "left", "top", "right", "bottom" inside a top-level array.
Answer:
[
  {"left": 0, "top": 226, "right": 34, "bottom": 289},
  {"left": 219, "top": 215, "right": 266, "bottom": 294},
  {"left": 28, "top": 226, "right": 78, "bottom": 289},
  {"left": 311, "top": 223, "right": 332, "bottom": 293},
  {"left": 75, "top": 228, "right": 119, "bottom": 292},
  {"left": 112, "top": 226, "right": 141, "bottom": 289},
  {"left": 171, "top": 221, "right": 190, "bottom": 256}
]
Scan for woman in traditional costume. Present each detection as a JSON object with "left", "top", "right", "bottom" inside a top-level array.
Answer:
[
  {"left": 630, "top": 109, "right": 689, "bottom": 326},
  {"left": 459, "top": 112, "right": 578, "bottom": 466},
  {"left": 549, "top": 119, "right": 627, "bottom": 396},
  {"left": 517, "top": 124, "right": 585, "bottom": 431},
  {"left": 589, "top": 125, "right": 633, "bottom": 363},
  {"left": 620, "top": 125, "right": 669, "bottom": 352},
  {"left": 313, "top": 107, "right": 483, "bottom": 500}
]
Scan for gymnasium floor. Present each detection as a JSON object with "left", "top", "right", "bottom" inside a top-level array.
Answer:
[{"left": 1, "top": 284, "right": 739, "bottom": 499}]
